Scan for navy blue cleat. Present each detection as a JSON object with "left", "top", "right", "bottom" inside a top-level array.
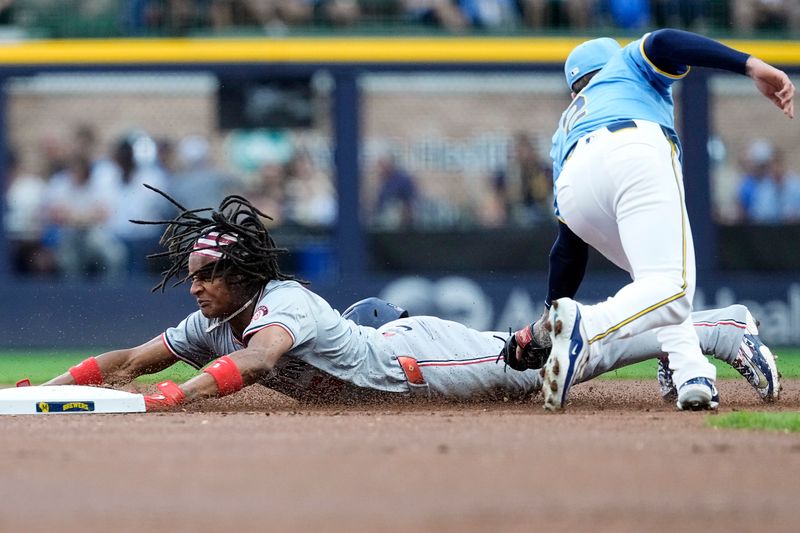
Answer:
[
  {"left": 542, "top": 298, "right": 590, "bottom": 411},
  {"left": 676, "top": 377, "right": 719, "bottom": 411},
  {"left": 659, "top": 310, "right": 781, "bottom": 403},
  {"left": 732, "top": 311, "right": 781, "bottom": 401},
  {"left": 657, "top": 357, "right": 678, "bottom": 402}
]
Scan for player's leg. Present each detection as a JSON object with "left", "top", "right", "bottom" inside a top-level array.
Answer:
[
  {"left": 657, "top": 306, "right": 780, "bottom": 401},
  {"left": 552, "top": 121, "right": 716, "bottom": 408},
  {"left": 583, "top": 305, "right": 749, "bottom": 375},
  {"left": 604, "top": 134, "right": 718, "bottom": 406},
  {"left": 381, "top": 316, "right": 542, "bottom": 401},
  {"left": 576, "top": 304, "right": 780, "bottom": 401}
]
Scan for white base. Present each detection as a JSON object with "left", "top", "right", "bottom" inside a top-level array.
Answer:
[{"left": 0, "top": 385, "right": 146, "bottom": 414}]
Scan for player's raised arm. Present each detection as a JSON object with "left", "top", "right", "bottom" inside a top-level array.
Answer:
[
  {"left": 43, "top": 336, "right": 178, "bottom": 387},
  {"left": 142, "top": 325, "right": 292, "bottom": 411},
  {"left": 643, "top": 28, "right": 794, "bottom": 118}
]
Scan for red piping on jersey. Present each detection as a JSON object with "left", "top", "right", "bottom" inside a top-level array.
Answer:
[
  {"left": 160, "top": 332, "right": 204, "bottom": 369},
  {"left": 692, "top": 320, "right": 746, "bottom": 329},
  {"left": 161, "top": 332, "right": 179, "bottom": 357},
  {"left": 417, "top": 356, "right": 498, "bottom": 368}
]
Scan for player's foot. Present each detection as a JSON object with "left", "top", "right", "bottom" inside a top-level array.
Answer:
[
  {"left": 542, "top": 298, "right": 590, "bottom": 411},
  {"left": 731, "top": 311, "right": 781, "bottom": 402},
  {"left": 676, "top": 377, "right": 719, "bottom": 411},
  {"left": 657, "top": 357, "right": 677, "bottom": 402},
  {"left": 658, "top": 311, "right": 781, "bottom": 403}
]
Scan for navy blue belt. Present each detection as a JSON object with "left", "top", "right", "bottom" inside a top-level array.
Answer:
[
  {"left": 564, "top": 120, "right": 680, "bottom": 160},
  {"left": 606, "top": 119, "right": 638, "bottom": 133}
]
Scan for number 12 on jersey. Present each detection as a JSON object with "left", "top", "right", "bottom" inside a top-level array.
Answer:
[{"left": 561, "top": 95, "right": 587, "bottom": 134}]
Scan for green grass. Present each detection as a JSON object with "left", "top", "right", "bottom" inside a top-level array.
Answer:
[
  {"left": 1, "top": 348, "right": 799, "bottom": 385},
  {"left": 708, "top": 412, "right": 800, "bottom": 433},
  {"left": 0, "top": 352, "right": 199, "bottom": 385},
  {"left": 598, "top": 348, "right": 800, "bottom": 380}
]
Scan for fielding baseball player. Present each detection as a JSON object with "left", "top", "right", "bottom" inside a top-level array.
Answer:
[
  {"left": 36, "top": 189, "right": 778, "bottom": 411},
  {"left": 532, "top": 28, "right": 793, "bottom": 411}
]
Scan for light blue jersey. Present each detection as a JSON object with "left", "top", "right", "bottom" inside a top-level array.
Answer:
[{"left": 550, "top": 33, "right": 689, "bottom": 182}]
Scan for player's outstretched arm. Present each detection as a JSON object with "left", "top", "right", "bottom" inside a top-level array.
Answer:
[
  {"left": 643, "top": 29, "right": 795, "bottom": 119},
  {"left": 42, "top": 336, "right": 178, "bottom": 387},
  {"left": 746, "top": 56, "right": 795, "bottom": 119},
  {"left": 143, "top": 325, "right": 292, "bottom": 411}
]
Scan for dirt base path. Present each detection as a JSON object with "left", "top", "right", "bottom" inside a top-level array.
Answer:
[{"left": 2, "top": 379, "right": 799, "bottom": 533}]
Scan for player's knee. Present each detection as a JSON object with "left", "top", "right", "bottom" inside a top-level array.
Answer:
[
  {"left": 646, "top": 274, "right": 693, "bottom": 323},
  {"left": 664, "top": 292, "right": 692, "bottom": 324}
]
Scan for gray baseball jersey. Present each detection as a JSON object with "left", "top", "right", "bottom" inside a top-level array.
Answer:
[
  {"left": 162, "top": 280, "right": 541, "bottom": 402},
  {"left": 162, "top": 280, "right": 750, "bottom": 402}
]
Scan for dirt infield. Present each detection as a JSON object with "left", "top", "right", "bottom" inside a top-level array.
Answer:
[{"left": 1, "top": 379, "right": 799, "bottom": 533}]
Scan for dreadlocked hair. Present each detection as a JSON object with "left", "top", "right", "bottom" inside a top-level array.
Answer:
[{"left": 131, "top": 184, "right": 304, "bottom": 293}]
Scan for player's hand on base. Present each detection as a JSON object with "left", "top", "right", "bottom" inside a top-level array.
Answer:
[
  {"left": 746, "top": 56, "right": 795, "bottom": 118},
  {"left": 144, "top": 380, "right": 186, "bottom": 412}
]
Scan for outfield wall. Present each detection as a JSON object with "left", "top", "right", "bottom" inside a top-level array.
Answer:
[{"left": 2, "top": 272, "right": 800, "bottom": 349}]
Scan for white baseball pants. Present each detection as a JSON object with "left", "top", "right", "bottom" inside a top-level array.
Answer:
[{"left": 555, "top": 119, "right": 716, "bottom": 388}]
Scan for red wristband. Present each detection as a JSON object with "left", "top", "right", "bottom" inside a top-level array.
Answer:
[
  {"left": 515, "top": 324, "right": 534, "bottom": 349},
  {"left": 69, "top": 356, "right": 103, "bottom": 386},
  {"left": 203, "top": 355, "right": 244, "bottom": 397}
]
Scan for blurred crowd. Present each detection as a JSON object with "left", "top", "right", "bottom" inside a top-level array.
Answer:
[
  {"left": 2, "top": 1, "right": 799, "bottom": 37},
  {"left": 5, "top": 122, "right": 798, "bottom": 279},
  {"left": 369, "top": 132, "right": 800, "bottom": 231},
  {"left": 734, "top": 138, "right": 800, "bottom": 224},
  {"left": 366, "top": 131, "right": 554, "bottom": 230},
  {"left": 4, "top": 120, "right": 558, "bottom": 278},
  {"left": 4, "top": 124, "right": 336, "bottom": 279}
]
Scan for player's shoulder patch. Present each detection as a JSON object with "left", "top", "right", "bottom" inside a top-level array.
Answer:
[{"left": 252, "top": 305, "right": 269, "bottom": 322}]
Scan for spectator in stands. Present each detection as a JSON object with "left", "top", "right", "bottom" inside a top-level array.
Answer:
[
  {"left": 320, "top": 0, "right": 362, "bottom": 27},
  {"left": 738, "top": 138, "right": 774, "bottom": 222},
  {"left": 248, "top": 160, "right": 289, "bottom": 227},
  {"left": 124, "top": 0, "right": 360, "bottom": 34},
  {"left": 120, "top": 0, "right": 152, "bottom": 35},
  {"left": 606, "top": 0, "right": 651, "bottom": 29},
  {"left": 770, "top": 149, "right": 800, "bottom": 222},
  {"left": 138, "top": 0, "right": 215, "bottom": 35},
  {"left": 73, "top": 123, "right": 99, "bottom": 163},
  {"left": 37, "top": 132, "right": 70, "bottom": 179},
  {"left": 210, "top": 0, "right": 314, "bottom": 33},
  {"left": 96, "top": 135, "right": 170, "bottom": 276},
  {"left": 486, "top": 131, "right": 552, "bottom": 226},
  {"left": 651, "top": 0, "right": 709, "bottom": 30},
  {"left": 458, "top": 0, "right": 522, "bottom": 29},
  {"left": 372, "top": 150, "right": 419, "bottom": 228},
  {"left": 155, "top": 137, "right": 178, "bottom": 177},
  {"left": 4, "top": 148, "right": 57, "bottom": 276},
  {"left": 284, "top": 148, "right": 337, "bottom": 227},
  {"left": 402, "top": 0, "right": 470, "bottom": 30},
  {"left": 732, "top": 0, "right": 800, "bottom": 35},
  {"left": 44, "top": 155, "right": 127, "bottom": 279},
  {"left": 737, "top": 139, "right": 800, "bottom": 223},
  {"left": 0, "top": 0, "right": 15, "bottom": 25},
  {"left": 169, "top": 134, "right": 240, "bottom": 211},
  {"left": 405, "top": 0, "right": 525, "bottom": 30},
  {"left": 521, "top": 0, "right": 598, "bottom": 30}
]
